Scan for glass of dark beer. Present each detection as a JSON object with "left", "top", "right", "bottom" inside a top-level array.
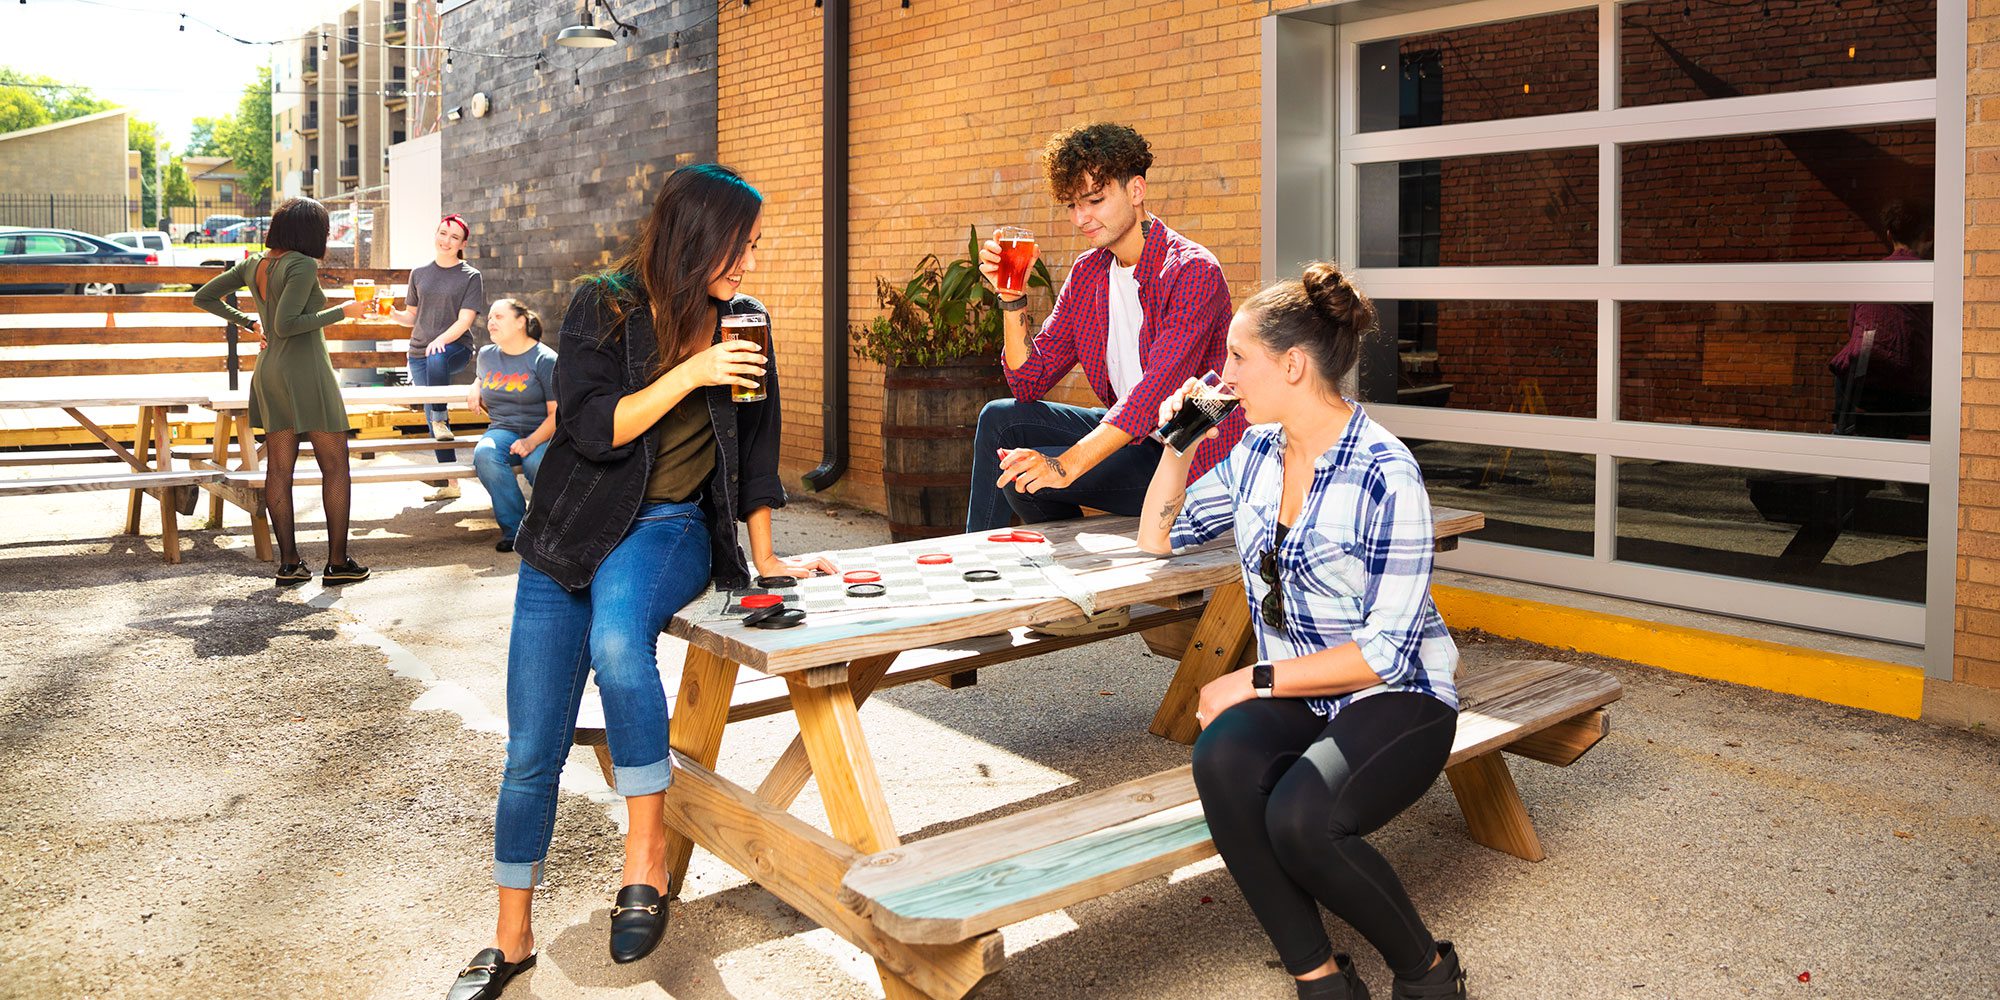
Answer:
[
  {"left": 720, "top": 313, "right": 769, "bottom": 403},
  {"left": 1153, "top": 370, "right": 1238, "bottom": 456}
]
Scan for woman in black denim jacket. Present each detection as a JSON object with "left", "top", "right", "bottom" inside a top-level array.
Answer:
[{"left": 448, "top": 165, "right": 833, "bottom": 1000}]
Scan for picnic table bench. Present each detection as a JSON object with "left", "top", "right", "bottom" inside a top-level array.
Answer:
[{"left": 573, "top": 511, "right": 1621, "bottom": 999}]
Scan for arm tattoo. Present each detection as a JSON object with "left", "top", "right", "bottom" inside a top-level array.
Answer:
[
  {"left": 1156, "top": 492, "right": 1185, "bottom": 530},
  {"left": 1046, "top": 455, "right": 1067, "bottom": 479}
]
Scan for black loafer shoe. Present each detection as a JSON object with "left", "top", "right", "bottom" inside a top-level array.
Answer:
[
  {"left": 495, "top": 538, "right": 514, "bottom": 553},
  {"left": 275, "top": 562, "right": 312, "bottom": 587},
  {"left": 608, "top": 883, "right": 667, "bottom": 964},
  {"left": 446, "top": 947, "right": 535, "bottom": 1000}
]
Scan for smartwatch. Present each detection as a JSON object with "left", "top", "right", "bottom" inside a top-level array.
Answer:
[{"left": 1251, "top": 660, "right": 1275, "bottom": 698}]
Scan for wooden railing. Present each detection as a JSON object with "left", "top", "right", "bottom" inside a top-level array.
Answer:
[{"left": 0, "top": 263, "right": 410, "bottom": 390}]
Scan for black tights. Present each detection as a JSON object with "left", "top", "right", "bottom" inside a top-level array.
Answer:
[
  {"left": 1192, "top": 692, "right": 1457, "bottom": 979},
  {"left": 263, "top": 430, "right": 353, "bottom": 565}
]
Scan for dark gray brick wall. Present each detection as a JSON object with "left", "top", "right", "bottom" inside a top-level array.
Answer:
[{"left": 439, "top": 0, "right": 716, "bottom": 344}]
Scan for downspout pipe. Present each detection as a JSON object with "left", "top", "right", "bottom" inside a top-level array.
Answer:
[{"left": 803, "top": 0, "right": 848, "bottom": 491}]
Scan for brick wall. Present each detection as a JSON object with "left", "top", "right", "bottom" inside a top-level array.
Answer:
[
  {"left": 720, "top": 1, "right": 1270, "bottom": 512},
  {"left": 1960, "top": 3, "right": 2000, "bottom": 691},
  {"left": 439, "top": 0, "right": 716, "bottom": 332}
]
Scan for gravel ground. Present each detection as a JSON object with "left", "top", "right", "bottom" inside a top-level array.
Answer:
[{"left": 1, "top": 483, "right": 1996, "bottom": 999}]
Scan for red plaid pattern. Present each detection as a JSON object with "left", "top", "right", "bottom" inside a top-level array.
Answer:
[{"left": 1003, "top": 216, "right": 1247, "bottom": 483}]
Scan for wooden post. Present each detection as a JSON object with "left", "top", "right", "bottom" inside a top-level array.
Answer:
[
  {"left": 151, "top": 406, "right": 179, "bottom": 563},
  {"left": 786, "top": 670, "right": 928, "bottom": 1000},
  {"left": 755, "top": 653, "right": 897, "bottom": 810},
  {"left": 232, "top": 412, "right": 272, "bottom": 562},
  {"left": 662, "top": 647, "right": 739, "bottom": 898},
  {"left": 1149, "top": 581, "right": 1254, "bottom": 745},
  {"left": 124, "top": 405, "right": 152, "bottom": 535},
  {"left": 1444, "top": 753, "right": 1545, "bottom": 862}
]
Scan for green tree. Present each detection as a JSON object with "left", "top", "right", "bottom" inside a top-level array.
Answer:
[
  {"left": 128, "top": 117, "right": 165, "bottom": 227},
  {"left": 216, "top": 67, "right": 272, "bottom": 199},
  {"left": 163, "top": 156, "right": 195, "bottom": 208},
  {"left": 0, "top": 85, "right": 49, "bottom": 133},
  {"left": 186, "top": 116, "right": 228, "bottom": 157},
  {"left": 0, "top": 67, "right": 111, "bottom": 122}
]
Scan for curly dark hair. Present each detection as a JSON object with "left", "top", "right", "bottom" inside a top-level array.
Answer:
[{"left": 1042, "top": 122, "right": 1154, "bottom": 203}]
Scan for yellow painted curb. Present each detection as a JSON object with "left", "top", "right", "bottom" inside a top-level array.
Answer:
[{"left": 1432, "top": 584, "right": 1925, "bottom": 719}]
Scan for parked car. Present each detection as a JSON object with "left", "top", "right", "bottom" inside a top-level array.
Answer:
[
  {"left": 0, "top": 229, "right": 158, "bottom": 294},
  {"left": 105, "top": 230, "right": 253, "bottom": 268},
  {"left": 328, "top": 208, "right": 373, "bottom": 245},
  {"left": 214, "top": 218, "right": 270, "bottom": 243},
  {"left": 192, "top": 214, "right": 250, "bottom": 244}
]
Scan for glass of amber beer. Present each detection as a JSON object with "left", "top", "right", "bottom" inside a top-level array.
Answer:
[
  {"left": 720, "top": 312, "right": 769, "bottom": 403},
  {"left": 351, "top": 279, "right": 376, "bottom": 321},
  {"left": 994, "top": 226, "right": 1035, "bottom": 296}
]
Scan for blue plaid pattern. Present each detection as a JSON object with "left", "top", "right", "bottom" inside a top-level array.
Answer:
[{"left": 1170, "top": 405, "right": 1459, "bottom": 718}]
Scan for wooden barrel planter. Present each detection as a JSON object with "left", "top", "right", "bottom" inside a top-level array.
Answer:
[{"left": 882, "top": 357, "right": 1006, "bottom": 542}]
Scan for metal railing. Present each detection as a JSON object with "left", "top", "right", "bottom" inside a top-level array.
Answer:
[
  {"left": 337, "top": 158, "right": 360, "bottom": 178},
  {"left": 340, "top": 32, "right": 359, "bottom": 57},
  {"left": 339, "top": 93, "right": 359, "bottom": 117}
]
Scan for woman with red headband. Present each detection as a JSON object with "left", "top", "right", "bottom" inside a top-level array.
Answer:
[{"left": 391, "top": 213, "right": 486, "bottom": 500}]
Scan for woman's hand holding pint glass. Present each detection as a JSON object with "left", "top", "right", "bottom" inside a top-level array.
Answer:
[
  {"left": 719, "top": 313, "right": 770, "bottom": 402},
  {"left": 1153, "top": 371, "right": 1238, "bottom": 456}
]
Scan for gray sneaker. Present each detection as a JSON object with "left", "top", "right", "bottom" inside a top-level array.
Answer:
[{"left": 429, "top": 416, "right": 455, "bottom": 441}]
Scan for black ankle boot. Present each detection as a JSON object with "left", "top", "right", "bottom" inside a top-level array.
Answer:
[
  {"left": 1391, "top": 941, "right": 1466, "bottom": 1000},
  {"left": 1297, "top": 954, "right": 1370, "bottom": 999}
]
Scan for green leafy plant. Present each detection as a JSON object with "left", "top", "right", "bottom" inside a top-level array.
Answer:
[{"left": 852, "top": 225, "right": 1053, "bottom": 368}]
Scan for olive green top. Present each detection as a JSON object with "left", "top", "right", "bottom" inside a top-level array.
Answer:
[
  {"left": 645, "top": 392, "right": 716, "bottom": 503},
  {"left": 193, "top": 252, "right": 352, "bottom": 434}
]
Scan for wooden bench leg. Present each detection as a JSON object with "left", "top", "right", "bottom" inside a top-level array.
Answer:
[
  {"left": 151, "top": 407, "right": 180, "bottom": 564},
  {"left": 591, "top": 743, "right": 616, "bottom": 787},
  {"left": 757, "top": 654, "right": 896, "bottom": 810},
  {"left": 788, "top": 670, "right": 930, "bottom": 1000},
  {"left": 663, "top": 647, "right": 739, "bottom": 898},
  {"left": 931, "top": 670, "right": 978, "bottom": 689},
  {"left": 206, "top": 414, "right": 228, "bottom": 528},
  {"left": 1149, "top": 581, "right": 1253, "bottom": 745},
  {"left": 125, "top": 406, "right": 152, "bottom": 536},
  {"left": 233, "top": 414, "right": 273, "bottom": 562},
  {"left": 1445, "top": 752, "right": 1545, "bottom": 862}
]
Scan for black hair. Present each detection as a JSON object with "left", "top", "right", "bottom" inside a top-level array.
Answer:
[
  {"left": 494, "top": 297, "right": 544, "bottom": 341},
  {"left": 265, "top": 197, "right": 329, "bottom": 259},
  {"left": 1240, "top": 262, "right": 1378, "bottom": 395},
  {"left": 1881, "top": 199, "right": 1932, "bottom": 249}
]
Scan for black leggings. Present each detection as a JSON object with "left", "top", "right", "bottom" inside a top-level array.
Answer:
[{"left": 1192, "top": 692, "right": 1457, "bottom": 979}]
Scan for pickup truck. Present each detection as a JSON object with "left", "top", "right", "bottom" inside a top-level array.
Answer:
[{"left": 105, "top": 231, "right": 254, "bottom": 269}]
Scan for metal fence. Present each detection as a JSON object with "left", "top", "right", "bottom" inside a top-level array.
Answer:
[{"left": 0, "top": 194, "right": 275, "bottom": 241}]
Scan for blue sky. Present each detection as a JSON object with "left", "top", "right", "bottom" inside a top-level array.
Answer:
[{"left": 2, "top": 0, "right": 336, "bottom": 149}]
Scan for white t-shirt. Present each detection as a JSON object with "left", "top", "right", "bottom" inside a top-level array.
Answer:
[{"left": 1106, "top": 260, "right": 1145, "bottom": 401}]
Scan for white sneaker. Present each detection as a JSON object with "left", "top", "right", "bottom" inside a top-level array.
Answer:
[
  {"left": 426, "top": 483, "right": 461, "bottom": 502},
  {"left": 429, "top": 417, "right": 455, "bottom": 441}
]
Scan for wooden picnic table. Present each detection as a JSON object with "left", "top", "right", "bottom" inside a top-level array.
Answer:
[
  {"left": 0, "top": 390, "right": 220, "bottom": 562},
  {"left": 646, "top": 509, "right": 1485, "bottom": 999},
  {"left": 197, "top": 384, "right": 478, "bottom": 561}
]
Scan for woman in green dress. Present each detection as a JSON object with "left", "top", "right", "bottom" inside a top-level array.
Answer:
[{"left": 194, "top": 197, "right": 372, "bottom": 586}]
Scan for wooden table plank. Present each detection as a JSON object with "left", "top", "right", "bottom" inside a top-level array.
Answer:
[
  {"left": 0, "top": 391, "right": 213, "bottom": 409},
  {"left": 203, "top": 384, "right": 470, "bottom": 410}
]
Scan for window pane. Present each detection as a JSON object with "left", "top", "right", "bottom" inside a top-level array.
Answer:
[
  {"left": 1357, "top": 8, "right": 1597, "bottom": 133},
  {"left": 1362, "top": 300, "right": 1595, "bottom": 417},
  {"left": 1359, "top": 148, "right": 1597, "bottom": 267},
  {"left": 1616, "top": 460, "right": 1926, "bottom": 603},
  {"left": 1621, "top": 124, "right": 1936, "bottom": 263},
  {"left": 1620, "top": 301, "right": 1931, "bottom": 438},
  {"left": 1409, "top": 441, "right": 1594, "bottom": 555},
  {"left": 1621, "top": 0, "right": 1936, "bottom": 109}
]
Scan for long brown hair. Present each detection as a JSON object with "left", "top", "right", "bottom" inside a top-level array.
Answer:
[{"left": 583, "top": 164, "right": 762, "bottom": 376}]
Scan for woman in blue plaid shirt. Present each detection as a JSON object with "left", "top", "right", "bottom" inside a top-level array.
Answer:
[{"left": 1138, "top": 262, "right": 1466, "bottom": 1000}]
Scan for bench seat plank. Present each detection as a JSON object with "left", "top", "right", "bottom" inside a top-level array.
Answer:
[
  {"left": 841, "top": 658, "right": 1620, "bottom": 945},
  {"left": 223, "top": 463, "right": 476, "bottom": 487},
  {"left": 0, "top": 469, "right": 218, "bottom": 498}
]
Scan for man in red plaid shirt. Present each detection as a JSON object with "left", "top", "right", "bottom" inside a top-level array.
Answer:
[{"left": 969, "top": 122, "right": 1248, "bottom": 532}]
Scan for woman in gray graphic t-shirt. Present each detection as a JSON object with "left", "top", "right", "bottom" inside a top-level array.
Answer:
[
  {"left": 389, "top": 213, "right": 485, "bottom": 499},
  {"left": 467, "top": 298, "right": 557, "bottom": 552}
]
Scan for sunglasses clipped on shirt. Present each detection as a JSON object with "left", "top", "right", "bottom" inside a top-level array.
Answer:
[{"left": 1258, "top": 544, "right": 1286, "bottom": 631}]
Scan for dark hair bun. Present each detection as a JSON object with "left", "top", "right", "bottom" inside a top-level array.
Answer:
[{"left": 1301, "top": 262, "right": 1372, "bottom": 335}]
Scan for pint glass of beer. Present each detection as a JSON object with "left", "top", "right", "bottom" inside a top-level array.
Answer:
[
  {"left": 994, "top": 226, "right": 1035, "bottom": 296},
  {"left": 720, "top": 312, "right": 770, "bottom": 403},
  {"left": 1152, "top": 370, "right": 1239, "bottom": 456},
  {"left": 353, "top": 278, "right": 377, "bottom": 306}
]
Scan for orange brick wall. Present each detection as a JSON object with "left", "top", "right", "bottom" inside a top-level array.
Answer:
[
  {"left": 1961, "top": 3, "right": 2000, "bottom": 691},
  {"left": 720, "top": 0, "right": 1276, "bottom": 513}
]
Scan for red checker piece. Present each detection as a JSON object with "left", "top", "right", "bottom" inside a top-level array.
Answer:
[
  {"left": 1008, "top": 529, "right": 1046, "bottom": 543},
  {"left": 916, "top": 553, "right": 954, "bottom": 565},
  {"left": 842, "top": 570, "right": 882, "bottom": 584},
  {"left": 740, "top": 594, "right": 784, "bottom": 609}
]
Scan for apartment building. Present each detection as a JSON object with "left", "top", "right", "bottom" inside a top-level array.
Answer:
[{"left": 272, "top": 0, "right": 440, "bottom": 202}]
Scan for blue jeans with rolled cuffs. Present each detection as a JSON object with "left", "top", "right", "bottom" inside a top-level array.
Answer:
[{"left": 493, "top": 500, "right": 711, "bottom": 889}]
